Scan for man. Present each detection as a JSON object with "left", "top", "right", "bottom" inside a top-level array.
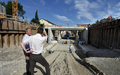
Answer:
[
  {"left": 69, "top": 45, "right": 72, "bottom": 53},
  {"left": 21, "top": 27, "right": 50, "bottom": 75},
  {"left": 22, "top": 28, "right": 32, "bottom": 75}
]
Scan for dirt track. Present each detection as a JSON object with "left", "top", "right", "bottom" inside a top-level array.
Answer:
[{"left": 0, "top": 43, "right": 120, "bottom": 75}]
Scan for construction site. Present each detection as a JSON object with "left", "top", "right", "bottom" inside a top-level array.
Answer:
[{"left": 0, "top": 0, "right": 120, "bottom": 75}]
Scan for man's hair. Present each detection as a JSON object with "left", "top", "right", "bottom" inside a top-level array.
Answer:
[
  {"left": 37, "top": 27, "right": 43, "bottom": 34},
  {"left": 25, "top": 28, "right": 30, "bottom": 33}
]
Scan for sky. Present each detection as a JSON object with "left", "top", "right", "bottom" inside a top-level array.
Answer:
[{"left": 1, "top": 0, "right": 120, "bottom": 27}]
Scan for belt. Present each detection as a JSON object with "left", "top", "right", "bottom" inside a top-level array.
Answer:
[{"left": 31, "top": 53, "right": 41, "bottom": 55}]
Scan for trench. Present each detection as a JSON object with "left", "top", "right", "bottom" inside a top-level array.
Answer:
[{"left": 74, "top": 44, "right": 105, "bottom": 75}]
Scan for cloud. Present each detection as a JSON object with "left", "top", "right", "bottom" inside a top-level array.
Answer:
[
  {"left": 114, "top": 2, "right": 120, "bottom": 11},
  {"left": 97, "top": 0, "right": 104, "bottom": 4},
  {"left": 29, "top": 0, "right": 45, "bottom": 6},
  {"left": 39, "top": 0, "right": 45, "bottom": 5},
  {"left": 73, "top": 0, "right": 118, "bottom": 24},
  {"left": 65, "top": 0, "right": 72, "bottom": 4},
  {"left": 74, "top": 0, "right": 98, "bottom": 21},
  {"left": 115, "top": 2, "right": 120, "bottom": 7},
  {"left": 107, "top": 4, "right": 113, "bottom": 14},
  {"left": 54, "top": 14, "right": 72, "bottom": 21}
]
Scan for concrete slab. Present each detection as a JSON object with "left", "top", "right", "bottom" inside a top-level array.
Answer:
[
  {"left": 85, "top": 57, "right": 120, "bottom": 75},
  {"left": 79, "top": 44, "right": 120, "bottom": 58},
  {"left": 78, "top": 44, "right": 120, "bottom": 75},
  {"left": 78, "top": 44, "right": 97, "bottom": 54}
]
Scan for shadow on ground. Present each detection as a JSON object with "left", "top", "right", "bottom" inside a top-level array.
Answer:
[
  {"left": 23, "top": 65, "right": 46, "bottom": 75},
  {"left": 73, "top": 44, "right": 120, "bottom": 58}
]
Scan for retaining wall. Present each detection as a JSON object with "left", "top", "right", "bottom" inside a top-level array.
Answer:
[
  {"left": 0, "top": 18, "right": 38, "bottom": 48},
  {"left": 89, "top": 19, "right": 120, "bottom": 49}
]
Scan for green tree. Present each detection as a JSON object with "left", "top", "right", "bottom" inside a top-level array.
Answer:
[
  {"left": 100, "top": 18, "right": 107, "bottom": 22},
  {"left": 18, "top": 3, "right": 26, "bottom": 17},
  {"left": 111, "top": 17, "right": 116, "bottom": 21},
  {"left": 0, "top": 1, "right": 5, "bottom": 6},
  {"left": 35, "top": 10, "right": 39, "bottom": 22},
  {"left": 31, "top": 18, "right": 36, "bottom": 23},
  {"left": 96, "top": 20, "right": 100, "bottom": 24},
  {"left": 40, "top": 24, "right": 44, "bottom": 27},
  {"left": 31, "top": 10, "right": 41, "bottom": 25},
  {"left": 5, "top": 1, "right": 12, "bottom": 16},
  {"left": 0, "top": 1, "right": 26, "bottom": 17}
]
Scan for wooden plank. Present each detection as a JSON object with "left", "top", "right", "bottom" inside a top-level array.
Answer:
[
  {"left": 2, "top": 19, "right": 8, "bottom": 29},
  {"left": 9, "top": 34, "right": 15, "bottom": 48},
  {"left": 8, "top": 20, "right": 14, "bottom": 30},
  {"left": 0, "top": 34, "right": 2, "bottom": 48}
]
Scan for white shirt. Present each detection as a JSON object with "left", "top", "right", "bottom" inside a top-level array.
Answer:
[
  {"left": 69, "top": 46, "right": 72, "bottom": 49},
  {"left": 22, "top": 34, "right": 30, "bottom": 42},
  {"left": 22, "top": 34, "right": 30, "bottom": 50},
  {"left": 23, "top": 33, "right": 47, "bottom": 54}
]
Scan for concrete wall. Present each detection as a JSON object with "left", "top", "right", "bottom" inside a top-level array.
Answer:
[
  {"left": 89, "top": 19, "right": 120, "bottom": 49},
  {"left": 0, "top": 19, "right": 38, "bottom": 48},
  {"left": 82, "top": 28, "right": 88, "bottom": 43}
]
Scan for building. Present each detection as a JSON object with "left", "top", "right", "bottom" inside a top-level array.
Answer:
[
  {"left": 39, "top": 18, "right": 56, "bottom": 27},
  {"left": 0, "top": 4, "right": 6, "bottom": 18},
  {"left": 77, "top": 24, "right": 90, "bottom": 28}
]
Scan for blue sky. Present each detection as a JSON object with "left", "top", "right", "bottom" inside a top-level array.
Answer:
[{"left": 1, "top": 0, "right": 120, "bottom": 26}]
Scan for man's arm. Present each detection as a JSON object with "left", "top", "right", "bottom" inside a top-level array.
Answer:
[
  {"left": 21, "top": 42, "right": 33, "bottom": 53},
  {"left": 43, "top": 31, "right": 48, "bottom": 37}
]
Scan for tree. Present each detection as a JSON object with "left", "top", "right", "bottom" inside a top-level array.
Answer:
[
  {"left": 111, "top": 17, "right": 115, "bottom": 21},
  {"left": 31, "top": 10, "right": 40, "bottom": 24},
  {"left": 18, "top": 3, "right": 26, "bottom": 17},
  {"left": 96, "top": 20, "right": 100, "bottom": 24},
  {"left": 100, "top": 18, "right": 107, "bottom": 22},
  {"left": 0, "top": 1, "right": 26, "bottom": 17},
  {"left": 35, "top": 10, "right": 39, "bottom": 22},
  {"left": 5, "top": 1, "right": 12, "bottom": 16},
  {"left": 0, "top": 1, "right": 5, "bottom": 6},
  {"left": 31, "top": 10, "right": 44, "bottom": 27},
  {"left": 40, "top": 24, "right": 44, "bottom": 27},
  {"left": 31, "top": 18, "right": 36, "bottom": 23}
]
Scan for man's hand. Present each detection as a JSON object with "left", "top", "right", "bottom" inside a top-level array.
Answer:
[
  {"left": 43, "top": 31, "right": 45, "bottom": 34},
  {"left": 27, "top": 50, "right": 33, "bottom": 53},
  {"left": 43, "top": 31, "right": 48, "bottom": 37}
]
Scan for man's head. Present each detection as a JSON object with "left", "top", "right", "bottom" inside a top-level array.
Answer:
[
  {"left": 37, "top": 27, "right": 43, "bottom": 34},
  {"left": 25, "top": 28, "right": 32, "bottom": 36}
]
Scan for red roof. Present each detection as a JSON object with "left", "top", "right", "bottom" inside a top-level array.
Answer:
[{"left": 77, "top": 24, "right": 90, "bottom": 27}]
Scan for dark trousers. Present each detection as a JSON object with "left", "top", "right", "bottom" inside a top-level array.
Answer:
[
  {"left": 29, "top": 54, "right": 50, "bottom": 75},
  {"left": 26, "top": 60, "right": 30, "bottom": 72},
  {"left": 26, "top": 53, "right": 30, "bottom": 75}
]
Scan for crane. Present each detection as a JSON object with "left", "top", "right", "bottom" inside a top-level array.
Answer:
[{"left": 12, "top": 0, "right": 18, "bottom": 19}]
